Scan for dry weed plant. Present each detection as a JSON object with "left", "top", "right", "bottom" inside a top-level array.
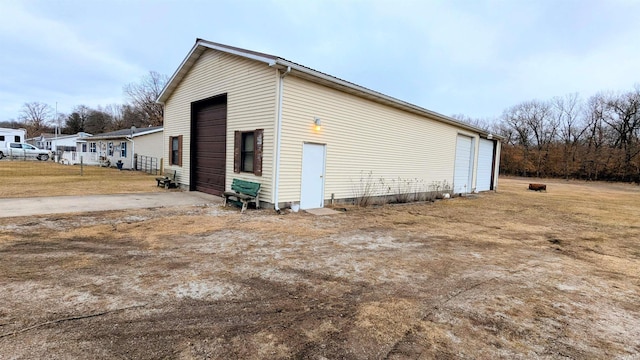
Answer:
[
  {"left": 350, "top": 170, "right": 384, "bottom": 207},
  {"left": 351, "top": 171, "right": 453, "bottom": 207}
]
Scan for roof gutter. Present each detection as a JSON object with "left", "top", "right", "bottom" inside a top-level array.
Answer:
[
  {"left": 79, "top": 135, "right": 129, "bottom": 141},
  {"left": 79, "top": 129, "right": 162, "bottom": 142},
  {"left": 272, "top": 65, "right": 291, "bottom": 211}
]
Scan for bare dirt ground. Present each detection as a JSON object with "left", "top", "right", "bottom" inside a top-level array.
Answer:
[{"left": 0, "top": 177, "right": 639, "bottom": 359}]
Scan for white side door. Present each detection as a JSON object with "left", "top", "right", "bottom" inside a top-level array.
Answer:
[
  {"left": 476, "top": 138, "right": 495, "bottom": 191},
  {"left": 300, "top": 143, "right": 326, "bottom": 209},
  {"left": 453, "top": 135, "right": 473, "bottom": 194}
]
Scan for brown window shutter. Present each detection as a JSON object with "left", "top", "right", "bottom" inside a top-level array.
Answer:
[
  {"left": 168, "top": 137, "right": 172, "bottom": 165},
  {"left": 254, "top": 129, "right": 263, "bottom": 176},
  {"left": 234, "top": 131, "right": 241, "bottom": 173},
  {"left": 178, "top": 135, "right": 183, "bottom": 167}
]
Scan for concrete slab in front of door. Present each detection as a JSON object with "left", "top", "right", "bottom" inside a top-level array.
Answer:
[{"left": 304, "top": 208, "right": 344, "bottom": 216}]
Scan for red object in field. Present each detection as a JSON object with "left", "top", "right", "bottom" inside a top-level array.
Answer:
[{"left": 529, "top": 183, "right": 547, "bottom": 191}]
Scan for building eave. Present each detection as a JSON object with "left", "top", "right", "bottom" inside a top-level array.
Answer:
[
  {"left": 82, "top": 127, "right": 163, "bottom": 141},
  {"left": 272, "top": 59, "right": 500, "bottom": 139},
  {"left": 131, "top": 127, "right": 163, "bottom": 137},
  {"left": 79, "top": 135, "right": 127, "bottom": 141},
  {"left": 157, "top": 39, "right": 502, "bottom": 140}
]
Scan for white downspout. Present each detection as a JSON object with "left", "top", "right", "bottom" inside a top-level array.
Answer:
[
  {"left": 126, "top": 136, "right": 135, "bottom": 169},
  {"left": 273, "top": 66, "right": 291, "bottom": 211}
]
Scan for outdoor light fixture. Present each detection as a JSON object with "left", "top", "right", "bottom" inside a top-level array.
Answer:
[
  {"left": 314, "top": 117, "right": 322, "bottom": 131},
  {"left": 487, "top": 133, "right": 493, "bottom": 140}
]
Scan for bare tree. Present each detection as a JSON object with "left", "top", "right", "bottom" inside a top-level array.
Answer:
[
  {"left": 123, "top": 71, "right": 168, "bottom": 127},
  {"left": 85, "top": 107, "right": 115, "bottom": 134},
  {"left": 103, "top": 104, "right": 125, "bottom": 129},
  {"left": 63, "top": 105, "right": 91, "bottom": 134},
  {"left": 501, "top": 100, "right": 559, "bottom": 177},
  {"left": 19, "top": 102, "right": 53, "bottom": 137},
  {"left": 526, "top": 100, "right": 557, "bottom": 177},
  {"left": 0, "top": 119, "right": 26, "bottom": 129},
  {"left": 496, "top": 85, "right": 640, "bottom": 182},
  {"left": 552, "top": 93, "right": 588, "bottom": 178},
  {"left": 581, "top": 93, "right": 612, "bottom": 180},
  {"left": 450, "top": 114, "right": 494, "bottom": 132},
  {"left": 501, "top": 103, "right": 534, "bottom": 176},
  {"left": 601, "top": 86, "right": 640, "bottom": 181}
]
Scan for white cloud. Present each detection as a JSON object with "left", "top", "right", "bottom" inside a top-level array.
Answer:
[
  {"left": 1, "top": 0, "right": 640, "bottom": 121},
  {"left": 0, "top": 2, "right": 141, "bottom": 78},
  {"left": 0, "top": 2, "right": 144, "bottom": 119},
  {"left": 507, "top": 15, "right": 640, "bottom": 101}
]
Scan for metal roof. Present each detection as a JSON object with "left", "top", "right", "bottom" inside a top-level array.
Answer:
[
  {"left": 27, "top": 132, "right": 92, "bottom": 141},
  {"left": 157, "top": 39, "right": 498, "bottom": 139},
  {"left": 80, "top": 126, "right": 162, "bottom": 141}
]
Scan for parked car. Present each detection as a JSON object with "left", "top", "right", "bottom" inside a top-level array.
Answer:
[{"left": 1, "top": 142, "right": 50, "bottom": 161}]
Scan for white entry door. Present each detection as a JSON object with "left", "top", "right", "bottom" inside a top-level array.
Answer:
[
  {"left": 453, "top": 135, "right": 473, "bottom": 194},
  {"left": 300, "top": 143, "right": 326, "bottom": 209},
  {"left": 476, "top": 138, "right": 495, "bottom": 191}
]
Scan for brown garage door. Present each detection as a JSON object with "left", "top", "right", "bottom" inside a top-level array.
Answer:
[{"left": 192, "top": 96, "right": 226, "bottom": 195}]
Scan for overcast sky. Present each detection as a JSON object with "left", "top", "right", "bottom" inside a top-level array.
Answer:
[{"left": 1, "top": 0, "right": 639, "bottom": 123}]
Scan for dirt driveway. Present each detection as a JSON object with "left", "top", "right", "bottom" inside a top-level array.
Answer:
[
  {"left": 0, "top": 192, "right": 221, "bottom": 218},
  {"left": 0, "top": 178, "right": 639, "bottom": 359}
]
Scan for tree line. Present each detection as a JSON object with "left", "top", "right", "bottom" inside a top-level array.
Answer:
[
  {"left": 457, "top": 85, "right": 640, "bottom": 183},
  {"left": 5, "top": 69, "right": 638, "bottom": 183},
  {"left": 0, "top": 71, "right": 168, "bottom": 138}
]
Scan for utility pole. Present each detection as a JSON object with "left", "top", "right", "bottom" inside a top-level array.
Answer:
[{"left": 54, "top": 102, "right": 58, "bottom": 160}]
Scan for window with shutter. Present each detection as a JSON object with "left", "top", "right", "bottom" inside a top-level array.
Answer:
[
  {"left": 234, "top": 129, "right": 263, "bottom": 176},
  {"left": 234, "top": 131, "right": 241, "bottom": 173},
  {"left": 254, "top": 129, "right": 263, "bottom": 176},
  {"left": 169, "top": 135, "right": 183, "bottom": 166},
  {"left": 241, "top": 132, "right": 254, "bottom": 173}
]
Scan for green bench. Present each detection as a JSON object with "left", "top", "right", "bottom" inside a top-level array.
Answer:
[
  {"left": 223, "top": 179, "right": 261, "bottom": 213},
  {"left": 155, "top": 170, "right": 177, "bottom": 189}
]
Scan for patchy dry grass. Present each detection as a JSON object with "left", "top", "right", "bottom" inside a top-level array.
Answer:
[
  {"left": 0, "top": 161, "right": 163, "bottom": 198},
  {"left": 0, "top": 177, "right": 639, "bottom": 359}
]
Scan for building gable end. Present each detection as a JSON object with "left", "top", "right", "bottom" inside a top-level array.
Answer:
[{"left": 158, "top": 40, "right": 278, "bottom": 105}]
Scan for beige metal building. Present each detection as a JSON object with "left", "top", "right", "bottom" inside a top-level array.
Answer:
[{"left": 158, "top": 39, "right": 501, "bottom": 210}]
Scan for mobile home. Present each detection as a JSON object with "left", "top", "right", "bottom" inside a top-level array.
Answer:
[{"left": 0, "top": 127, "right": 26, "bottom": 149}]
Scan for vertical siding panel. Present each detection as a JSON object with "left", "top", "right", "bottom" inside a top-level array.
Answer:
[
  {"left": 163, "top": 50, "right": 277, "bottom": 201},
  {"left": 133, "top": 132, "right": 164, "bottom": 160},
  {"left": 278, "top": 75, "right": 478, "bottom": 203},
  {"left": 493, "top": 141, "right": 502, "bottom": 190}
]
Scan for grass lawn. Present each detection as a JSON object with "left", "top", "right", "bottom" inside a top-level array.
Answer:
[{"left": 0, "top": 161, "right": 164, "bottom": 198}]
